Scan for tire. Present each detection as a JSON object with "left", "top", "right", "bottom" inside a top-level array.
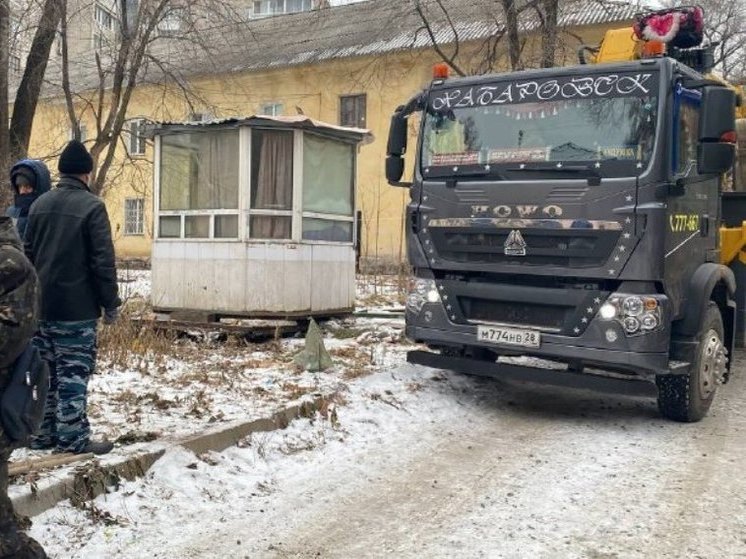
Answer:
[{"left": 657, "top": 302, "right": 727, "bottom": 422}]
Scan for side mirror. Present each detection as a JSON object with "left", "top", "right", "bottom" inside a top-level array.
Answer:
[
  {"left": 386, "top": 113, "right": 410, "bottom": 186},
  {"left": 386, "top": 156, "right": 405, "bottom": 184},
  {"left": 697, "top": 86, "right": 736, "bottom": 175},
  {"left": 387, "top": 114, "right": 408, "bottom": 156},
  {"left": 698, "top": 143, "right": 735, "bottom": 176}
]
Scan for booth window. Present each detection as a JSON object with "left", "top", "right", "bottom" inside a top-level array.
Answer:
[
  {"left": 159, "top": 129, "right": 239, "bottom": 239},
  {"left": 249, "top": 128, "right": 293, "bottom": 239},
  {"left": 302, "top": 134, "right": 354, "bottom": 242}
]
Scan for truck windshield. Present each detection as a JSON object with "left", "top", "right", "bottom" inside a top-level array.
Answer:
[{"left": 421, "top": 71, "right": 659, "bottom": 177}]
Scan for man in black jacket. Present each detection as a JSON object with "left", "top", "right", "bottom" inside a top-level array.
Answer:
[{"left": 24, "top": 140, "right": 121, "bottom": 456}]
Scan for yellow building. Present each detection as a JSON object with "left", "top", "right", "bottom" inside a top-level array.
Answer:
[{"left": 25, "top": 0, "right": 636, "bottom": 265}]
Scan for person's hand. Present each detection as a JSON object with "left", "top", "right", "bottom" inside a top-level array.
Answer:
[{"left": 103, "top": 307, "right": 119, "bottom": 325}]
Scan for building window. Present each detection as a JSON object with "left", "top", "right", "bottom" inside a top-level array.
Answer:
[
  {"left": 9, "top": 54, "right": 20, "bottom": 74},
  {"left": 187, "top": 112, "right": 211, "bottom": 123},
  {"left": 128, "top": 119, "right": 146, "bottom": 156},
  {"left": 69, "top": 122, "right": 88, "bottom": 142},
  {"left": 93, "top": 31, "right": 106, "bottom": 50},
  {"left": 339, "top": 94, "right": 366, "bottom": 128},
  {"left": 124, "top": 198, "right": 145, "bottom": 236},
  {"left": 251, "top": 0, "right": 311, "bottom": 18},
  {"left": 260, "top": 103, "right": 283, "bottom": 117},
  {"left": 158, "top": 8, "right": 184, "bottom": 36},
  {"left": 95, "top": 4, "right": 115, "bottom": 31},
  {"left": 159, "top": 129, "right": 240, "bottom": 239}
]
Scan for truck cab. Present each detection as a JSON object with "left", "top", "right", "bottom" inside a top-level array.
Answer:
[{"left": 387, "top": 53, "right": 738, "bottom": 422}]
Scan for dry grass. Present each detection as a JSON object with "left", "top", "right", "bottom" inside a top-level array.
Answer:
[{"left": 98, "top": 307, "right": 178, "bottom": 369}]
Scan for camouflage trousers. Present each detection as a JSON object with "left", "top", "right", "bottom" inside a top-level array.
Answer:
[
  {"left": 30, "top": 320, "right": 98, "bottom": 454},
  {"left": 0, "top": 376, "right": 47, "bottom": 558}
]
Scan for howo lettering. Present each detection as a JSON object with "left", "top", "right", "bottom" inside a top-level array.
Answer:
[{"left": 386, "top": 9, "right": 746, "bottom": 421}]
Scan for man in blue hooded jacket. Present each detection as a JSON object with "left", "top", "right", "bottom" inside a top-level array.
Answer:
[{"left": 6, "top": 160, "right": 51, "bottom": 241}]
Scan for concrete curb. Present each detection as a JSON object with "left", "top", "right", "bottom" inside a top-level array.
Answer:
[{"left": 12, "top": 394, "right": 330, "bottom": 518}]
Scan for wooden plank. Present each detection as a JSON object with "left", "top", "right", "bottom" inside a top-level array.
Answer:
[{"left": 9, "top": 453, "right": 94, "bottom": 476}]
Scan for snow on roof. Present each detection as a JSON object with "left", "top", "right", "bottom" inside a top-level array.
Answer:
[{"left": 150, "top": 115, "right": 374, "bottom": 144}]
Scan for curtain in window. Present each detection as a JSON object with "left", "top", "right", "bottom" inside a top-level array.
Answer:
[
  {"left": 252, "top": 129, "right": 293, "bottom": 238},
  {"left": 160, "top": 130, "right": 239, "bottom": 210}
]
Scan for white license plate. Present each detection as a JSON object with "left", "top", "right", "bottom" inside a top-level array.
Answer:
[{"left": 477, "top": 325, "right": 541, "bottom": 348}]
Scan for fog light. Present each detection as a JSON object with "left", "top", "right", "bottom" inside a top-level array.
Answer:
[
  {"left": 599, "top": 303, "right": 617, "bottom": 320},
  {"left": 623, "top": 316, "right": 640, "bottom": 334},
  {"left": 407, "top": 279, "right": 440, "bottom": 313},
  {"left": 641, "top": 312, "right": 658, "bottom": 330},
  {"left": 622, "top": 296, "right": 644, "bottom": 317},
  {"left": 605, "top": 329, "right": 618, "bottom": 343},
  {"left": 407, "top": 293, "right": 425, "bottom": 313}
]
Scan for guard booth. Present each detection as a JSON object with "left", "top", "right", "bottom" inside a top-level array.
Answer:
[{"left": 150, "top": 116, "right": 371, "bottom": 320}]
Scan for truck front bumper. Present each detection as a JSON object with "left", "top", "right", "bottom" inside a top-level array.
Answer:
[
  {"left": 407, "top": 349, "right": 658, "bottom": 395},
  {"left": 406, "top": 322, "right": 673, "bottom": 378}
]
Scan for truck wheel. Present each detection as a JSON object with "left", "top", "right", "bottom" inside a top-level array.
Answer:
[{"left": 657, "top": 303, "right": 727, "bottom": 422}]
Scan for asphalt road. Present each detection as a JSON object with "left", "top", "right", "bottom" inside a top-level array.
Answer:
[
  {"left": 157, "top": 351, "right": 746, "bottom": 559},
  {"left": 48, "top": 349, "right": 745, "bottom": 559}
]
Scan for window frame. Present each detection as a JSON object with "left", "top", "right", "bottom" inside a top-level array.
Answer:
[
  {"left": 339, "top": 94, "right": 367, "bottom": 128},
  {"left": 124, "top": 197, "right": 145, "bottom": 236},
  {"left": 154, "top": 127, "right": 357, "bottom": 246},
  {"left": 127, "top": 118, "right": 147, "bottom": 156},
  {"left": 155, "top": 129, "right": 243, "bottom": 242},
  {"left": 673, "top": 86, "right": 701, "bottom": 176},
  {"left": 94, "top": 3, "right": 115, "bottom": 31},
  {"left": 259, "top": 102, "right": 284, "bottom": 117}
]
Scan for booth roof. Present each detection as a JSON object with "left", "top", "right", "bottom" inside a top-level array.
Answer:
[{"left": 149, "top": 114, "right": 373, "bottom": 144}]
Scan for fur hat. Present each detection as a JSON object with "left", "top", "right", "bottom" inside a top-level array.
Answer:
[{"left": 58, "top": 140, "right": 93, "bottom": 175}]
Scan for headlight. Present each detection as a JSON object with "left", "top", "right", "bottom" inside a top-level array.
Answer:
[
  {"left": 623, "top": 316, "right": 640, "bottom": 334},
  {"left": 622, "top": 296, "right": 643, "bottom": 317},
  {"left": 407, "top": 279, "right": 440, "bottom": 313},
  {"left": 597, "top": 294, "right": 663, "bottom": 337},
  {"left": 641, "top": 312, "right": 658, "bottom": 331}
]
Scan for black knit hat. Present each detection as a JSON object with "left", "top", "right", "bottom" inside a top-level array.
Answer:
[{"left": 58, "top": 140, "right": 93, "bottom": 175}]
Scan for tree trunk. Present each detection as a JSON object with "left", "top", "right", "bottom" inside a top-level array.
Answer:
[
  {"left": 0, "top": 0, "right": 10, "bottom": 186},
  {"left": 9, "top": 0, "right": 63, "bottom": 161},
  {"left": 540, "top": 0, "right": 558, "bottom": 68},
  {"left": 501, "top": 0, "right": 521, "bottom": 70}
]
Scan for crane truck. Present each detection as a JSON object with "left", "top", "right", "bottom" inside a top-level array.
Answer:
[{"left": 386, "top": 8, "right": 746, "bottom": 421}]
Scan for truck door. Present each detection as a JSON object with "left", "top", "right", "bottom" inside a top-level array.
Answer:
[{"left": 665, "top": 85, "right": 719, "bottom": 315}]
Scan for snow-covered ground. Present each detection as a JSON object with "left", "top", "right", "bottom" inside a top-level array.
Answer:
[
  {"left": 28, "top": 354, "right": 746, "bottom": 558},
  {"left": 18, "top": 269, "right": 746, "bottom": 558},
  {"left": 10, "top": 270, "right": 411, "bottom": 489}
]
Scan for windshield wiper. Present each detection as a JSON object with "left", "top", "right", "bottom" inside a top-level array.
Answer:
[
  {"left": 427, "top": 168, "right": 507, "bottom": 182},
  {"left": 506, "top": 164, "right": 601, "bottom": 186}
]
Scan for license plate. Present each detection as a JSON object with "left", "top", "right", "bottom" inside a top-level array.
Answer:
[{"left": 477, "top": 325, "right": 541, "bottom": 348}]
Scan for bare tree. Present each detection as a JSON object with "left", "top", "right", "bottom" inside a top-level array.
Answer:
[
  {"left": 0, "top": 1, "right": 9, "bottom": 173},
  {"left": 413, "top": 0, "right": 563, "bottom": 76},
  {"left": 662, "top": 0, "right": 746, "bottom": 82},
  {"left": 536, "top": 0, "right": 559, "bottom": 68},
  {"left": 9, "top": 0, "right": 63, "bottom": 161},
  {"left": 53, "top": 0, "right": 256, "bottom": 195},
  {"left": 501, "top": 0, "right": 522, "bottom": 70}
]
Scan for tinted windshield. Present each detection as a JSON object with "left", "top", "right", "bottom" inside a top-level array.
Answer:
[{"left": 422, "top": 72, "right": 659, "bottom": 177}]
